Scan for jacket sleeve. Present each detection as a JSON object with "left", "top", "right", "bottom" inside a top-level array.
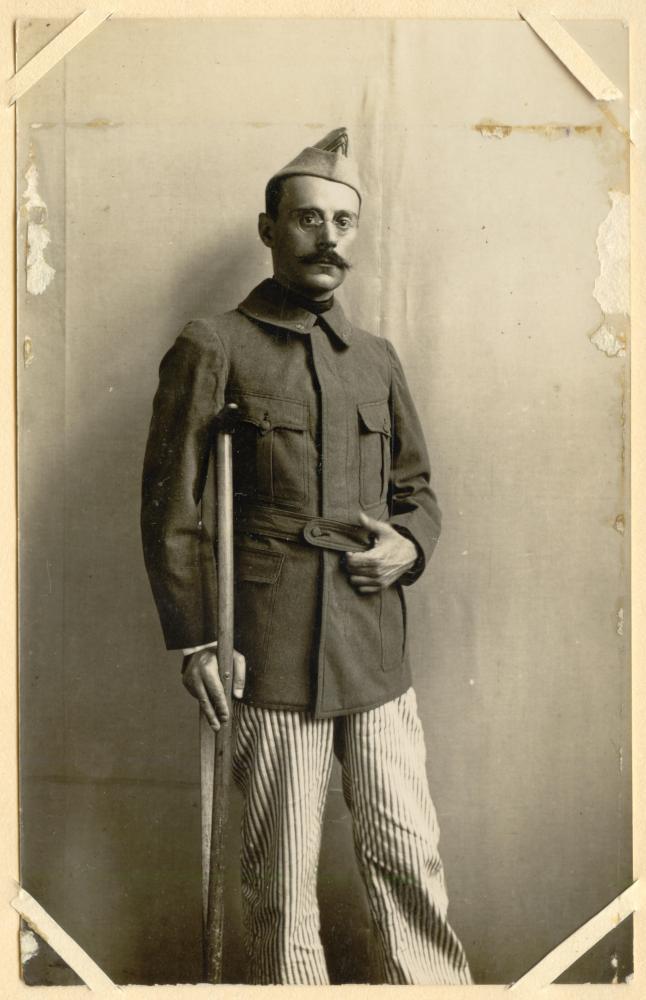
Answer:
[
  {"left": 141, "top": 320, "right": 229, "bottom": 649},
  {"left": 385, "top": 339, "right": 442, "bottom": 585}
]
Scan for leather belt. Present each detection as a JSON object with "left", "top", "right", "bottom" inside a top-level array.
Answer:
[{"left": 235, "top": 505, "right": 377, "bottom": 552}]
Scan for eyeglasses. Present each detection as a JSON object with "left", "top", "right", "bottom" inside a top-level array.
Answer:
[{"left": 289, "top": 208, "right": 359, "bottom": 234}]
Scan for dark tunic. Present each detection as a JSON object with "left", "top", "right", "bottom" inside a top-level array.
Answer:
[{"left": 141, "top": 278, "right": 441, "bottom": 717}]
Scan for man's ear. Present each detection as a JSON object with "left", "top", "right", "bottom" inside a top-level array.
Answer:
[{"left": 258, "top": 213, "right": 274, "bottom": 248}]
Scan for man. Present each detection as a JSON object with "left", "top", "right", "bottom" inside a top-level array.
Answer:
[{"left": 141, "top": 128, "right": 471, "bottom": 986}]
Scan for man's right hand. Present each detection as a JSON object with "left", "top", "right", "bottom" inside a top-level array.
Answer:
[{"left": 181, "top": 647, "right": 246, "bottom": 731}]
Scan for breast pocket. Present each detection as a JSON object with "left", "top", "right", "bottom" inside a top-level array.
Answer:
[
  {"left": 232, "top": 392, "right": 308, "bottom": 507},
  {"left": 358, "top": 400, "right": 392, "bottom": 508}
]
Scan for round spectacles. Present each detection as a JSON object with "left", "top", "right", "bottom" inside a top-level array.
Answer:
[{"left": 291, "top": 209, "right": 358, "bottom": 234}]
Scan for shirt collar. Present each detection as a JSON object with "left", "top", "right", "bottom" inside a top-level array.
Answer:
[{"left": 238, "top": 278, "right": 353, "bottom": 346}]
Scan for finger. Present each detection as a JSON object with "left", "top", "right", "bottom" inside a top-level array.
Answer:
[
  {"left": 358, "top": 511, "right": 389, "bottom": 535},
  {"left": 182, "top": 662, "right": 206, "bottom": 699},
  {"left": 347, "top": 562, "right": 381, "bottom": 579},
  {"left": 233, "top": 650, "right": 246, "bottom": 699},
  {"left": 350, "top": 574, "right": 381, "bottom": 586},
  {"left": 194, "top": 680, "right": 220, "bottom": 731},
  {"left": 345, "top": 551, "right": 379, "bottom": 569},
  {"left": 201, "top": 665, "right": 229, "bottom": 723},
  {"left": 358, "top": 584, "right": 381, "bottom": 594}
]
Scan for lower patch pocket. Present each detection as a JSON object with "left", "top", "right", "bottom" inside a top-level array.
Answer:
[
  {"left": 380, "top": 584, "right": 407, "bottom": 672},
  {"left": 234, "top": 548, "right": 284, "bottom": 674}
]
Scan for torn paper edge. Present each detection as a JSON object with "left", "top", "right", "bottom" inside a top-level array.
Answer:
[
  {"left": 594, "top": 190, "right": 630, "bottom": 315},
  {"left": 590, "top": 190, "right": 630, "bottom": 358},
  {"left": 11, "top": 886, "right": 121, "bottom": 992},
  {"left": 19, "top": 926, "right": 38, "bottom": 965},
  {"left": 21, "top": 153, "right": 55, "bottom": 299},
  {"left": 4, "top": 10, "right": 113, "bottom": 106},
  {"left": 518, "top": 7, "right": 623, "bottom": 102},
  {"left": 510, "top": 880, "right": 640, "bottom": 991}
]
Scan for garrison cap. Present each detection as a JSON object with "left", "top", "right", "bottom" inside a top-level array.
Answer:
[{"left": 268, "top": 127, "right": 362, "bottom": 202}]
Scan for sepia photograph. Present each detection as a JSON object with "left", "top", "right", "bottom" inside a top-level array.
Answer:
[{"left": 14, "top": 12, "right": 633, "bottom": 989}]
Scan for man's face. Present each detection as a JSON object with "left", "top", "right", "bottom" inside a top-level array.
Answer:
[{"left": 259, "top": 175, "right": 360, "bottom": 299}]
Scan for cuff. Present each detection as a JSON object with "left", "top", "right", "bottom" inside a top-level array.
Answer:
[
  {"left": 182, "top": 640, "right": 217, "bottom": 656},
  {"left": 392, "top": 526, "right": 426, "bottom": 586}
]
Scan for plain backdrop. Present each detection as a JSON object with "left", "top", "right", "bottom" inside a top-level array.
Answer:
[{"left": 17, "top": 17, "right": 631, "bottom": 985}]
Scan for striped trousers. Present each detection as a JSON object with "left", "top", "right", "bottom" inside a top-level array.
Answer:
[{"left": 230, "top": 688, "right": 472, "bottom": 985}]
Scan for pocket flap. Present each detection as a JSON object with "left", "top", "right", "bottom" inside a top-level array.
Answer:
[
  {"left": 358, "top": 400, "right": 391, "bottom": 436},
  {"left": 232, "top": 392, "right": 307, "bottom": 433},
  {"left": 235, "top": 547, "right": 284, "bottom": 584}
]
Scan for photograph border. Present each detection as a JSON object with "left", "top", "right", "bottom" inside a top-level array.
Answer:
[{"left": 2, "top": 1, "right": 644, "bottom": 997}]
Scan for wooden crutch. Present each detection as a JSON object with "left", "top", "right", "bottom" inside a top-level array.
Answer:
[{"left": 200, "top": 402, "right": 239, "bottom": 984}]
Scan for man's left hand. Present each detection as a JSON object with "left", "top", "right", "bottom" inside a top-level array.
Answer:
[{"left": 344, "top": 512, "right": 417, "bottom": 593}]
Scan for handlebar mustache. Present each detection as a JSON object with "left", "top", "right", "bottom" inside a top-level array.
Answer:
[{"left": 296, "top": 251, "right": 352, "bottom": 271}]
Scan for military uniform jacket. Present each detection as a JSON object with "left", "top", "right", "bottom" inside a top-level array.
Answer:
[{"left": 141, "top": 279, "right": 441, "bottom": 717}]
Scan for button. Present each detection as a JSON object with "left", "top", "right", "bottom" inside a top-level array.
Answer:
[
  {"left": 310, "top": 525, "right": 323, "bottom": 537},
  {"left": 259, "top": 418, "right": 271, "bottom": 431}
]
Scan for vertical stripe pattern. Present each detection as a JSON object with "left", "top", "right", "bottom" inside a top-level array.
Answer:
[
  {"left": 337, "top": 689, "right": 472, "bottom": 985},
  {"left": 232, "top": 689, "right": 471, "bottom": 985},
  {"left": 232, "top": 703, "right": 334, "bottom": 984}
]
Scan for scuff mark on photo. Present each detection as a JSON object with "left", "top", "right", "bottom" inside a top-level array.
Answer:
[
  {"left": 22, "top": 152, "right": 56, "bottom": 296},
  {"left": 590, "top": 191, "right": 629, "bottom": 357},
  {"left": 85, "top": 118, "right": 121, "bottom": 128},
  {"left": 23, "top": 161, "right": 47, "bottom": 214},
  {"left": 594, "top": 191, "right": 629, "bottom": 313},
  {"left": 616, "top": 608, "right": 624, "bottom": 637},
  {"left": 68, "top": 118, "right": 123, "bottom": 129},
  {"left": 610, "top": 952, "right": 619, "bottom": 983},
  {"left": 20, "top": 927, "right": 39, "bottom": 964},
  {"left": 23, "top": 336, "right": 35, "bottom": 368},
  {"left": 27, "top": 223, "right": 56, "bottom": 295},
  {"left": 590, "top": 323, "right": 626, "bottom": 358},
  {"left": 473, "top": 120, "right": 602, "bottom": 140}
]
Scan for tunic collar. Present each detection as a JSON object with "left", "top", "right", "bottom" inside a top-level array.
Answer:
[{"left": 238, "top": 278, "right": 352, "bottom": 346}]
